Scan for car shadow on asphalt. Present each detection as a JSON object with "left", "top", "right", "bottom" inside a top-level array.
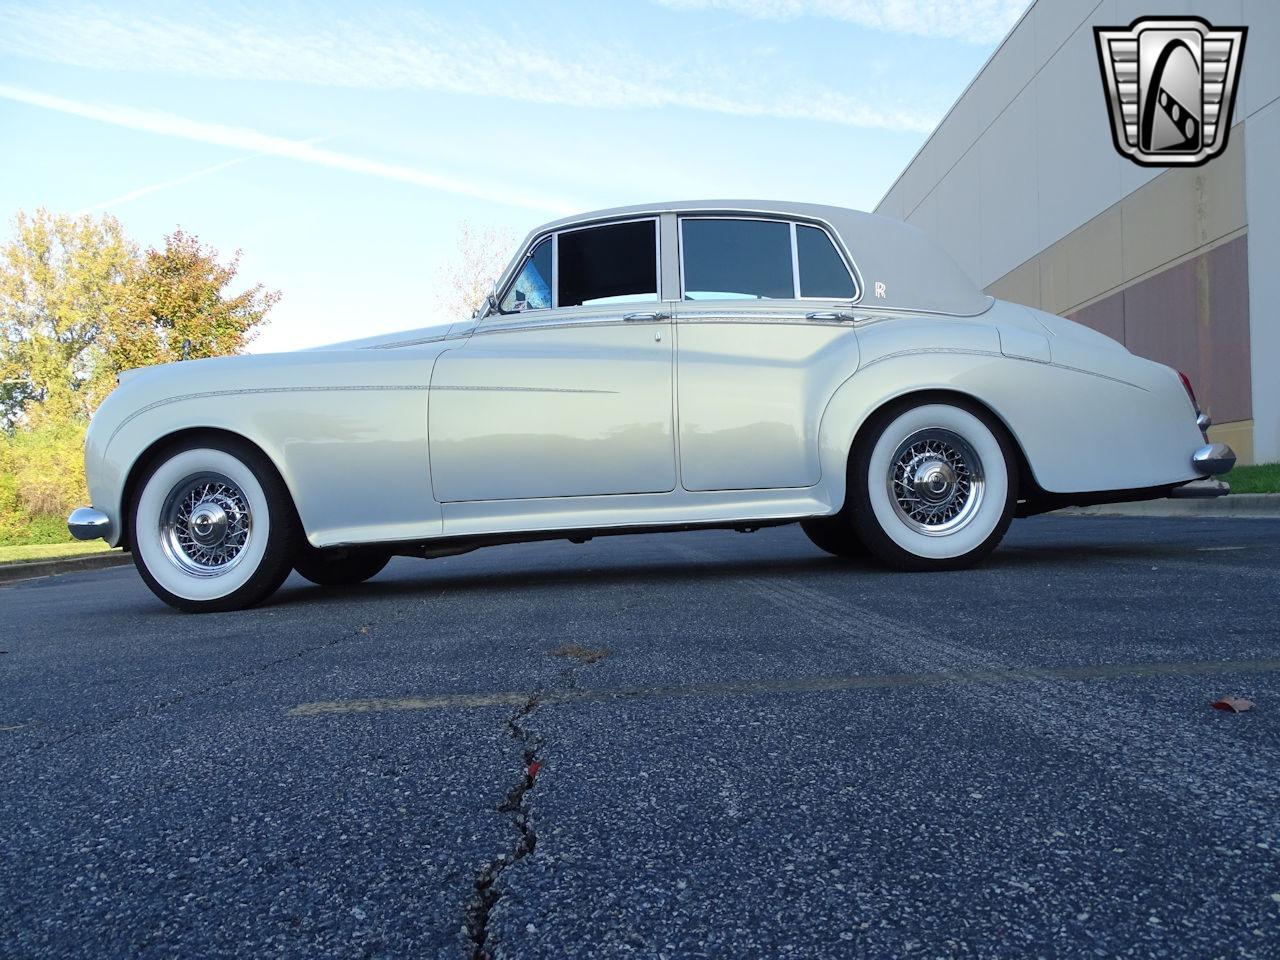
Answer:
[
  {"left": 268, "top": 553, "right": 850, "bottom": 608},
  {"left": 262, "top": 538, "right": 1210, "bottom": 610}
]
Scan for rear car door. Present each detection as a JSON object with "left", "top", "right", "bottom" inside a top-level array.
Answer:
[{"left": 674, "top": 215, "right": 862, "bottom": 491}]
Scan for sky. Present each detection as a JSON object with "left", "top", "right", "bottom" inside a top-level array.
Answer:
[{"left": 0, "top": 0, "right": 1028, "bottom": 352}]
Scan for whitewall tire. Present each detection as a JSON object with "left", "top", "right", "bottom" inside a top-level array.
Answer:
[
  {"left": 850, "top": 400, "right": 1017, "bottom": 571},
  {"left": 129, "top": 437, "right": 299, "bottom": 612}
]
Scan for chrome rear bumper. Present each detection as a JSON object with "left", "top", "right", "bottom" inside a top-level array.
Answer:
[
  {"left": 1191, "top": 442, "right": 1236, "bottom": 476},
  {"left": 67, "top": 507, "right": 111, "bottom": 541},
  {"left": 1170, "top": 478, "right": 1230, "bottom": 499}
]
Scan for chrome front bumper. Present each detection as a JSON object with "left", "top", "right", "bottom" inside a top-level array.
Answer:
[
  {"left": 1192, "top": 442, "right": 1236, "bottom": 476},
  {"left": 67, "top": 507, "right": 111, "bottom": 541}
]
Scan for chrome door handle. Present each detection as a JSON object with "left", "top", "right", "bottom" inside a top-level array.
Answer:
[
  {"left": 805, "top": 311, "right": 856, "bottom": 322},
  {"left": 622, "top": 311, "right": 670, "bottom": 322}
]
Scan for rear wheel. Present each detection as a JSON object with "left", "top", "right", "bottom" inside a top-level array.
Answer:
[
  {"left": 849, "top": 400, "right": 1016, "bottom": 571},
  {"left": 129, "top": 437, "right": 299, "bottom": 612},
  {"left": 293, "top": 546, "right": 391, "bottom": 586}
]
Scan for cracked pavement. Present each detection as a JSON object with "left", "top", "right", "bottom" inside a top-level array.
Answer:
[{"left": 2, "top": 516, "right": 1279, "bottom": 957}]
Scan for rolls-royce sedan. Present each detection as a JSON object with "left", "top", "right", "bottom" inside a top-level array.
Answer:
[{"left": 69, "top": 200, "right": 1234, "bottom": 611}]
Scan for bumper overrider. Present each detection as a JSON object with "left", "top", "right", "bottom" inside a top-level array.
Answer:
[
  {"left": 1191, "top": 442, "right": 1236, "bottom": 475},
  {"left": 1170, "top": 442, "right": 1237, "bottom": 499},
  {"left": 67, "top": 507, "right": 112, "bottom": 542}
]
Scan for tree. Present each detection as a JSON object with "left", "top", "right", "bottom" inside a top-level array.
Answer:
[
  {"left": 0, "top": 209, "right": 137, "bottom": 428},
  {"left": 0, "top": 212, "right": 279, "bottom": 428},
  {"left": 121, "top": 229, "right": 279, "bottom": 376},
  {"left": 0, "top": 210, "right": 280, "bottom": 542},
  {"left": 438, "top": 222, "right": 516, "bottom": 321}
]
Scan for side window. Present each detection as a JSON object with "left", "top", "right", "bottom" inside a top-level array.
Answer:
[
  {"left": 796, "top": 224, "right": 856, "bottom": 299},
  {"left": 557, "top": 220, "right": 658, "bottom": 307},
  {"left": 499, "top": 237, "right": 553, "bottom": 313},
  {"left": 681, "top": 219, "right": 793, "bottom": 300}
]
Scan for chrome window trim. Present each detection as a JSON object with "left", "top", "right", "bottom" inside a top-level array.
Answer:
[
  {"left": 789, "top": 221, "right": 802, "bottom": 298},
  {"left": 675, "top": 214, "right": 862, "bottom": 305},
  {"left": 491, "top": 216, "right": 661, "bottom": 321},
  {"left": 495, "top": 234, "right": 555, "bottom": 316},
  {"left": 551, "top": 231, "right": 559, "bottom": 310}
]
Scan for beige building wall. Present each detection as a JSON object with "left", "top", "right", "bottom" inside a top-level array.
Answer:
[{"left": 875, "top": 0, "right": 1280, "bottom": 465}]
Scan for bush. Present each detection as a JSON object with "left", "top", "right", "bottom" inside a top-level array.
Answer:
[{"left": 0, "top": 420, "right": 88, "bottom": 545}]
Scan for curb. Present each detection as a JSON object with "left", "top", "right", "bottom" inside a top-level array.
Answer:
[
  {"left": 1056, "top": 493, "right": 1280, "bottom": 519},
  {"left": 0, "top": 551, "right": 133, "bottom": 584}
]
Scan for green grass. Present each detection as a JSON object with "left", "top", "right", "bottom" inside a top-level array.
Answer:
[
  {"left": 0, "top": 540, "right": 115, "bottom": 565},
  {"left": 1222, "top": 461, "right": 1280, "bottom": 495}
]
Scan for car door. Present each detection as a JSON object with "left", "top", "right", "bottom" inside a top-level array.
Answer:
[
  {"left": 429, "top": 218, "right": 676, "bottom": 502},
  {"left": 674, "top": 216, "right": 862, "bottom": 491}
]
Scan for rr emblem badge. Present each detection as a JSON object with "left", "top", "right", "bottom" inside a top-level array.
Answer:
[{"left": 1094, "top": 17, "right": 1246, "bottom": 167}]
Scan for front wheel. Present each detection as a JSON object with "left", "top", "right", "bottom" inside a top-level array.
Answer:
[
  {"left": 129, "top": 437, "right": 299, "bottom": 613},
  {"left": 849, "top": 401, "right": 1017, "bottom": 571}
]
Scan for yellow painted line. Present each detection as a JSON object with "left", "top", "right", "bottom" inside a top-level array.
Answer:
[
  {"left": 289, "top": 691, "right": 531, "bottom": 716},
  {"left": 288, "top": 657, "right": 1280, "bottom": 718}
]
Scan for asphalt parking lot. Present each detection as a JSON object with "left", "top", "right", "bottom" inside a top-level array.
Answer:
[{"left": 3, "top": 515, "right": 1279, "bottom": 958}]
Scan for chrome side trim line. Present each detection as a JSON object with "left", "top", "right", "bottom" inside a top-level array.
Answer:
[
  {"left": 857, "top": 348, "right": 1147, "bottom": 390},
  {"left": 430, "top": 385, "right": 616, "bottom": 395},
  {"left": 470, "top": 316, "right": 664, "bottom": 337},
  {"left": 1191, "top": 442, "right": 1236, "bottom": 475},
  {"left": 109, "top": 385, "right": 431, "bottom": 444},
  {"left": 68, "top": 506, "right": 111, "bottom": 541}
]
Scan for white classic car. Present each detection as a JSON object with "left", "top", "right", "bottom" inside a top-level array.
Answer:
[{"left": 70, "top": 201, "right": 1234, "bottom": 612}]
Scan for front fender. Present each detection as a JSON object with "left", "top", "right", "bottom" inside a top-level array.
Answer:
[{"left": 86, "top": 350, "right": 444, "bottom": 549}]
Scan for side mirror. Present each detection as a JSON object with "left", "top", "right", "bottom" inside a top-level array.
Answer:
[{"left": 474, "top": 287, "right": 499, "bottom": 320}]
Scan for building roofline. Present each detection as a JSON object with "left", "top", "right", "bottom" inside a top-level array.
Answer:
[{"left": 874, "top": 0, "right": 1040, "bottom": 213}]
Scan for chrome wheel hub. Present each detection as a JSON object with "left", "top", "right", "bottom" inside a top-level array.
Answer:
[
  {"left": 887, "top": 429, "right": 985, "bottom": 536},
  {"left": 188, "top": 502, "right": 228, "bottom": 546},
  {"left": 160, "top": 473, "right": 252, "bottom": 577},
  {"left": 912, "top": 460, "right": 957, "bottom": 504}
]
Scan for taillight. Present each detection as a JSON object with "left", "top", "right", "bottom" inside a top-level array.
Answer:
[{"left": 1178, "top": 370, "right": 1198, "bottom": 410}]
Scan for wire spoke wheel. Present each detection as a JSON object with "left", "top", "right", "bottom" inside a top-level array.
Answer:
[
  {"left": 159, "top": 472, "right": 253, "bottom": 577},
  {"left": 885, "top": 428, "right": 986, "bottom": 536}
]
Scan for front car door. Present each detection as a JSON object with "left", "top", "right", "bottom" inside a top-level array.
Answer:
[
  {"left": 674, "top": 215, "right": 862, "bottom": 491},
  {"left": 429, "top": 218, "right": 676, "bottom": 502}
]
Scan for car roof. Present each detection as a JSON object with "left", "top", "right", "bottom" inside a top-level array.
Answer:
[{"left": 513, "top": 200, "right": 992, "bottom": 317}]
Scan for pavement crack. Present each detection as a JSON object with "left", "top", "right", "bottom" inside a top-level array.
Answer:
[
  {"left": 465, "top": 695, "right": 543, "bottom": 960},
  {"left": 463, "top": 648, "right": 604, "bottom": 958}
]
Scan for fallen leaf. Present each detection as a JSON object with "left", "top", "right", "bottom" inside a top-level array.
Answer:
[
  {"left": 551, "top": 643, "right": 608, "bottom": 665},
  {"left": 1211, "top": 696, "right": 1254, "bottom": 713},
  {"left": 527, "top": 760, "right": 542, "bottom": 780}
]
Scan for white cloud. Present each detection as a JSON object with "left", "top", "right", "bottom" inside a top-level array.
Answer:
[
  {"left": 655, "top": 0, "right": 1028, "bottom": 44},
  {"left": 77, "top": 155, "right": 254, "bottom": 214},
  {"left": 0, "top": 4, "right": 941, "bottom": 132},
  {"left": 0, "top": 84, "right": 581, "bottom": 214}
]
